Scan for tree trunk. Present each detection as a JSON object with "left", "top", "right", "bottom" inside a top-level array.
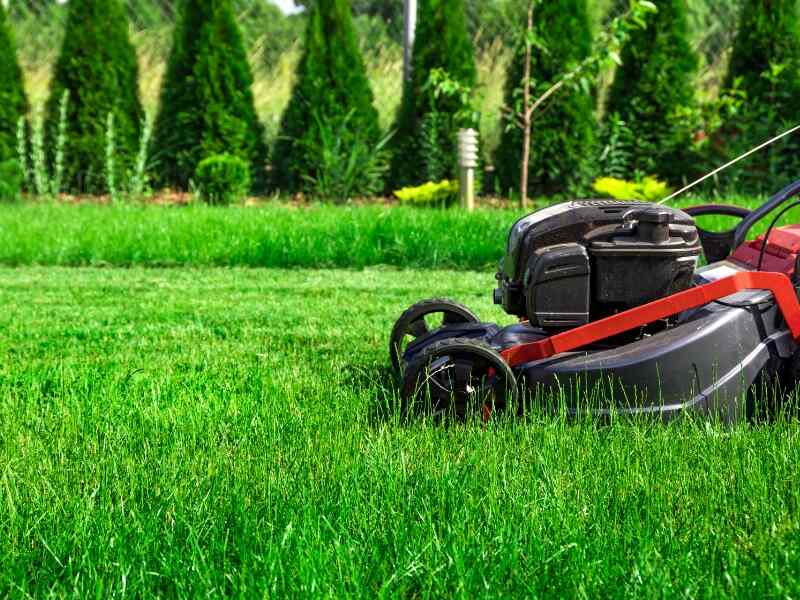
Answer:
[{"left": 520, "top": 1, "right": 534, "bottom": 210}]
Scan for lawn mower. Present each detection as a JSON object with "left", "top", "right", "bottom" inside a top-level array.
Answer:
[{"left": 389, "top": 179, "right": 800, "bottom": 422}]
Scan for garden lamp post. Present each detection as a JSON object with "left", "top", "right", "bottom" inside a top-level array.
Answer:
[
  {"left": 403, "top": 0, "right": 417, "bottom": 82},
  {"left": 458, "top": 128, "right": 478, "bottom": 212}
]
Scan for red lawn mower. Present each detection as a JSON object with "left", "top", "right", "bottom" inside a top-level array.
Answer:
[{"left": 389, "top": 180, "right": 800, "bottom": 422}]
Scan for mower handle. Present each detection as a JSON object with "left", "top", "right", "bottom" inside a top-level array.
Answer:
[{"left": 733, "top": 178, "right": 800, "bottom": 247}]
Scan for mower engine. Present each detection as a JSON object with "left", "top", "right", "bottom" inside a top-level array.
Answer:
[{"left": 493, "top": 201, "right": 702, "bottom": 328}]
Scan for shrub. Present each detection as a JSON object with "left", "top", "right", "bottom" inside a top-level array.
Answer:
[
  {"left": 494, "top": 0, "right": 596, "bottom": 198},
  {"left": 152, "top": 0, "right": 267, "bottom": 191},
  {"left": 716, "top": 0, "right": 800, "bottom": 193},
  {"left": 593, "top": 176, "right": 671, "bottom": 202},
  {"left": 273, "top": 0, "right": 381, "bottom": 195},
  {"left": 388, "top": 0, "right": 478, "bottom": 189},
  {"left": 300, "top": 111, "right": 391, "bottom": 203},
  {"left": 0, "top": 159, "right": 23, "bottom": 202},
  {"left": 603, "top": 0, "right": 699, "bottom": 185},
  {"left": 44, "top": 0, "right": 143, "bottom": 195},
  {"left": 0, "top": 4, "right": 27, "bottom": 164},
  {"left": 195, "top": 154, "right": 251, "bottom": 205},
  {"left": 394, "top": 180, "right": 459, "bottom": 206}
]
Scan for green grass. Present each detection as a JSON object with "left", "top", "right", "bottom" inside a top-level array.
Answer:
[
  {"left": 2, "top": 197, "right": 800, "bottom": 270},
  {"left": 0, "top": 202, "right": 524, "bottom": 269},
  {"left": 2, "top": 266, "right": 800, "bottom": 597}
]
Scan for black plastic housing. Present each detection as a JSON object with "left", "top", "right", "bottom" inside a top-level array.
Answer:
[
  {"left": 525, "top": 244, "right": 590, "bottom": 328},
  {"left": 495, "top": 201, "right": 701, "bottom": 327}
]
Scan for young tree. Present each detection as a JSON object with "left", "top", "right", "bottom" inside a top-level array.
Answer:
[
  {"left": 272, "top": 0, "right": 381, "bottom": 194},
  {"left": 494, "top": 0, "right": 596, "bottom": 201},
  {"left": 388, "top": 0, "right": 477, "bottom": 189},
  {"left": 152, "top": 0, "right": 267, "bottom": 191},
  {"left": 717, "top": 0, "right": 800, "bottom": 191},
  {"left": 44, "top": 0, "right": 143, "bottom": 194},
  {"left": 0, "top": 3, "right": 28, "bottom": 162},
  {"left": 604, "top": 0, "right": 699, "bottom": 184}
]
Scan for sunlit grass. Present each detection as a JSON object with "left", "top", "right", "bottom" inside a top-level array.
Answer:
[{"left": 1, "top": 266, "right": 800, "bottom": 596}]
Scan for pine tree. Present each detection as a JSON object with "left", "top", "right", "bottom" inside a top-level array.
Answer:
[
  {"left": 44, "top": 0, "right": 143, "bottom": 194},
  {"left": 718, "top": 0, "right": 800, "bottom": 192},
  {"left": 152, "top": 0, "right": 267, "bottom": 191},
  {"left": 494, "top": 0, "right": 596, "bottom": 198},
  {"left": 604, "top": 0, "right": 698, "bottom": 184},
  {"left": 388, "top": 0, "right": 477, "bottom": 189},
  {"left": 0, "top": 4, "right": 27, "bottom": 163},
  {"left": 272, "top": 0, "right": 380, "bottom": 194}
]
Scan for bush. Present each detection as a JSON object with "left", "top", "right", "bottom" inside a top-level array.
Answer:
[
  {"left": 152, "top": 0, "right": 267, "bottom": 192},
  {"left": 603, "top": 0, "right": 699, "bottom": 185},
  {"left": 0, "top": 159, "right": 23, "bottom": 202},
  {"left": 195, "top": 154, "right": 251, "bottom": 205},
  {"left": 394, "top": 180, "right": 458, "bottom": 207},
  {"left": 388, "top": 0, "right": 478, "bottom": 189},
  {"left": 44, "top": 0, "right": 143, "bottom": 194},
  {"left": 0, "top": 4, "right": 27, "bottom": 164},
  {"left": 593, "top": 176, "right": 671, "bottom": 202},
  {"left": 715, "top": 0, "right": 800, "bottom": 193},
  {"left": 300, "top": 111, "right": 390, "bottom": 203},
  {"left": 494, "top": 0, "right": 596, "bottom": 198},
  {"left": 273, "top": 0, "right": 381, "bottom": 195}
]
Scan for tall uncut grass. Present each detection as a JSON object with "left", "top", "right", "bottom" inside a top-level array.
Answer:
[{"left": 0, "top": 198, "right": 796, "bottom": 269}]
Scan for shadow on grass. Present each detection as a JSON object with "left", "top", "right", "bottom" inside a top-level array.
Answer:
[{"left": 339, "top": 362, "right": 404, "bottom": 426}]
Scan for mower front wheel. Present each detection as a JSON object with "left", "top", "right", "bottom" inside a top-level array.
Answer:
[
  {"left": 401, "top": 338, "right": 517, "bottom": 422},
  {"left": 389, "top": 298, "right": 480, "bottom": 376}
]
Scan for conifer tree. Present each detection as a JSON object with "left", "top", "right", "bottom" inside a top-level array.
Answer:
[
  {"left": 273, "top": 0, "right": 380, "bottom": 194},
  {"left": 494, "top": 0, "right": 596, "bottom": 197},
  {"left": 44, "top": 0, "right": 143, "bottom": 194},
  {"left": 604, "top": 0, "right": 698, "bottom": 184},
  {"left": 152, "top": 0, "right": 267, "bottom": 190},
  {"left": 0, "top": 4, "right": 27, "bottom": 163},
  {"left": 718, "top": 0, "right": 800, "bottom": 191},
  {"left": 388, "top": 0, "right": 477, "bottom": 189}
]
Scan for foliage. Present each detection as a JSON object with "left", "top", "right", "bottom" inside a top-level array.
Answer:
[
  {"left": 273, "top": 0, "right": 381, "bottom": 196},
  {"left": 604, "top": 0, "right": 700, "bottom": 184},
  {"left": 300, "top": 112, "right": 391, "bottom": 203},
  {"left": 494, "top": 0, "right": 597, "bottom": 197},
  {"left": 0, "top": 159, "right": 23, "bottom": 202},
  {"left": 195, "top": 154, "right": 251, "bottom": 205},
  {"left": 715, "top": 0, "right": 800, "bottom": 193},
  {"left": 152, "top": 0, "right": 267, "bottom": 191},
  {"left": 593, "top": 176, "right": 671, "bottom": 202},
  {"left": 44, "top": 0, "right": 143, "bottom": 195},
  {"left": 389, "top": 0, "right": 478, "bottom": 189},
  {"left": 394, "top": 179, "right": 459, "bottom": 206},
  {"left": 0, "top": 4, "right": 27, "bottom": 164}
]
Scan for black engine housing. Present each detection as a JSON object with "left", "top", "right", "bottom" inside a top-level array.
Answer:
[{"left": 494, "top": 200, "right": 701, "bottom": 329}]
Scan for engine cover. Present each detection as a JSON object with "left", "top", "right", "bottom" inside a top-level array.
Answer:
[{"left": 494, "top": 200, "right": 701, "bottom": 328}]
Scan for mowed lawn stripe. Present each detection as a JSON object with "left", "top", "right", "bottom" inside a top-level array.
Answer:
[{"left": 1, "top": 267, "right": 799, "bottom": 597}]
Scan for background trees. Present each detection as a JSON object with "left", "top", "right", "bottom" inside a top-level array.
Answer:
[
  {"left": 0, "top": 3, "right": 28, "bottom": 163},
  {"left": 44, "top": 0, "right": 143, "bottom": 194},
  {"left": 603, "top": 0, "right": 699, "bottom": 184},
  {"left": 272, "top": 0, "right": 381, "bottom": 196},
  {"left": 717, "top": 0, "right": 800, "bottom": 192},
  {"left": 389, "top": 0, "right": 477, "bottom": 189},
  {"left": 494, "top": 0, "right": 596, "bottom": 197},
  {"left": 151, "top": 0, "right": 267, "bottom": 191}
]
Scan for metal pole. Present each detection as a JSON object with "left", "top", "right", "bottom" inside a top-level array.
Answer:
[{"left": 403, "top": 0, "right": 417, "bottom": 82}]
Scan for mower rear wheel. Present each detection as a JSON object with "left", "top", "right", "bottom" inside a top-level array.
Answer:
[
  {"left": 402, "top": 338, "right": 517, "bottom": 422},
  {"left": 389, "top": 299, "right": 480, "bottom": 376}
]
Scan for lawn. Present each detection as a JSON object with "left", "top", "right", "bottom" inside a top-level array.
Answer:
[
  {"left": 0, "top": 196, "right": 795, "bottom": 270},
  {"left": 2, "top": 266, "right": 800, "bottom": 597}
]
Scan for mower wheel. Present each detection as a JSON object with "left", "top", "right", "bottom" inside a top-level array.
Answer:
[
  {"left": 389, "top": 299, "right": 480, "bottom": 376},
  {"left": 401, "top": 337, "right": 517, "bottom": 422}
]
